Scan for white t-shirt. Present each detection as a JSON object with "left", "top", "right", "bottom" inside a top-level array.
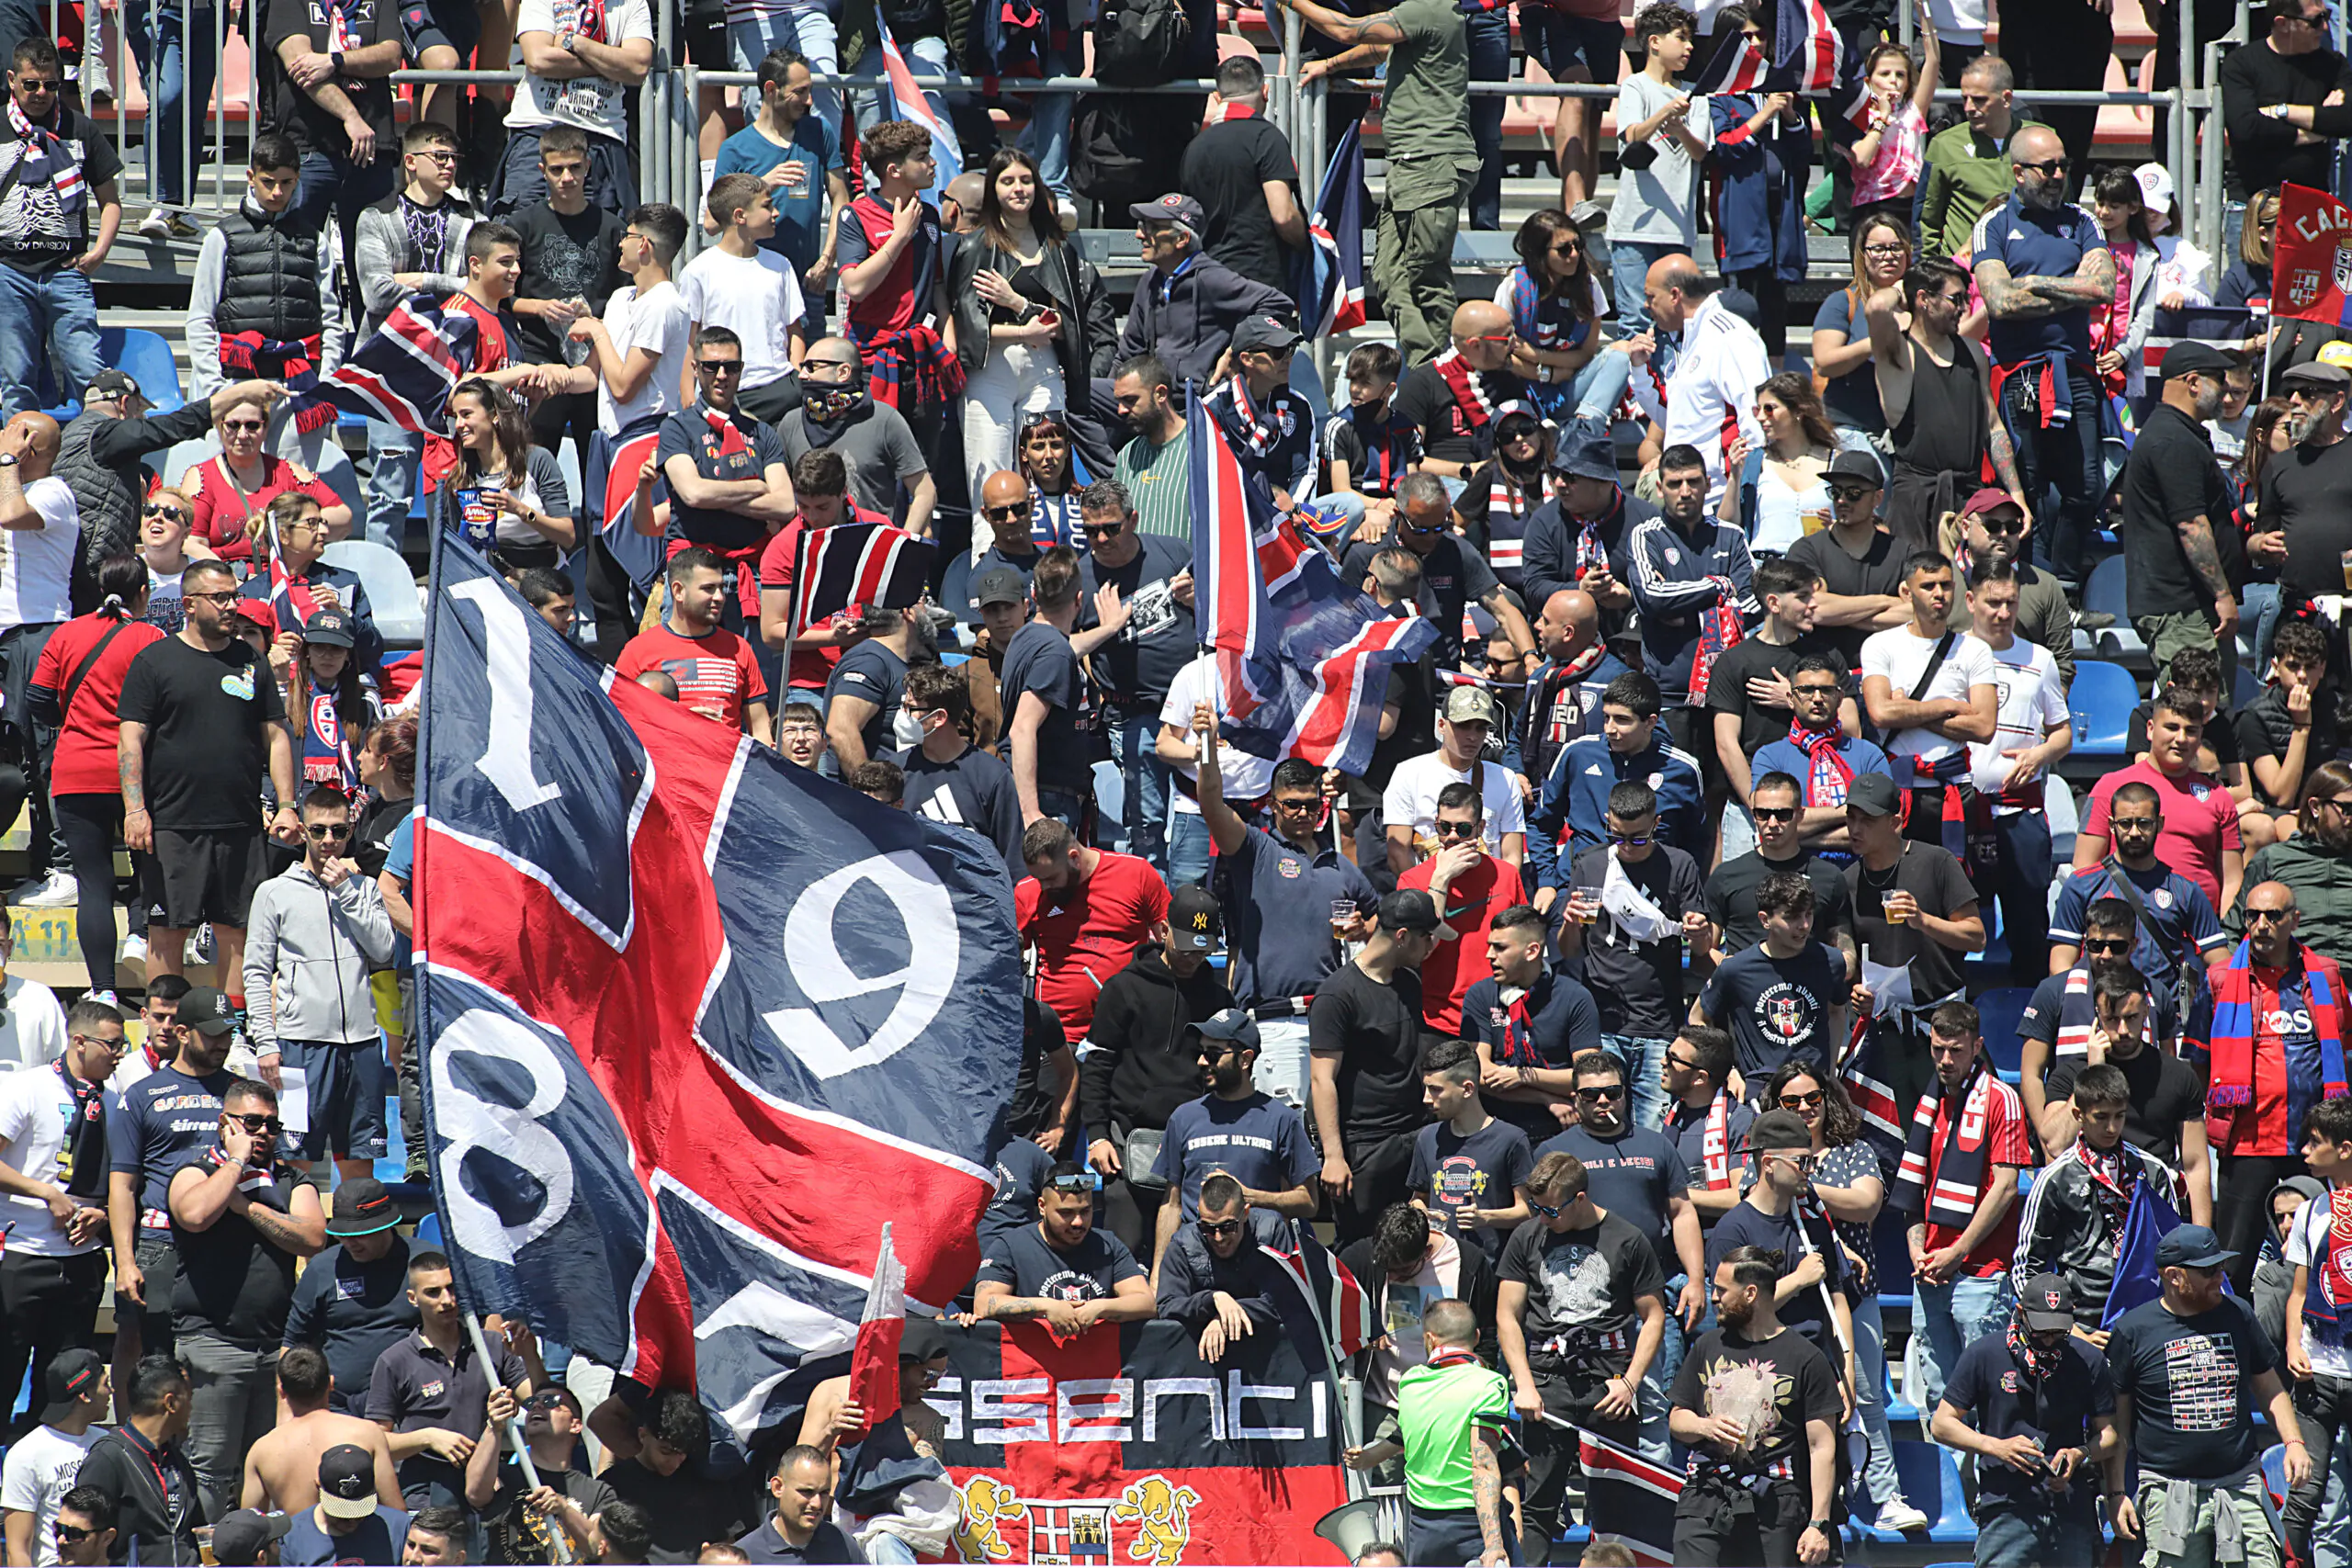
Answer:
[
  {"left": 1156, "top": 654, "right": 1273, "bottom": 814},
  {"left": 506, "top": 0, "right": 654, "bottom": 143},
  {"left": 677, "top": 247, "right": 808, "bottom": 391},
  {"left": 145, "top": 563, "right": 185, "bottom": 623},
  {"left": 0, "top": 976, "right": 66, "bottom": 1073},
  {"left": 0, "top": 1063, "right": 97, "bottom": 1255},
  {"left": 2289, "top": 1195, "right": 2352, "bottom": 1380},
  {"left": 0, "top": 478, "right": 79, "bottom": 632},
  {"left": 0, "top": 1423, "right": 100, "bottom": 1564},
  {"left": 596, "top": 279, "right": 691, "bottom": 437},
  {"left": 1968, "top": 639, "right": 2067, "bottom": 803},
  {"left": 1382, "top": 751, "right": 1528, "bottom": 853},
  {"left": 1860, "top": 626, "right": 2001, "bottom": 765}
]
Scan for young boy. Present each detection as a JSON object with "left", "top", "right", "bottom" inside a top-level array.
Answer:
[
  {"left": 776, "top": 698, "right": 829, "bottom": 769},
  {"left": 1604, "top": 5, "right": 1703, "bottom": 335},
  {"left": 1408, "top": 1038, "right": 1533, "bottom": 1263},
  {"left": 185, "top": 133, "right": 345, "bottom": 463},
  {"left": 2282, "top": 1092, "right": 2352, "bottom": 1567},
  {"left": 556, "top": 203, "right": 691, "bottom": 442},
  {"left": 712, "top": 47, "right": 850, "bottom": 309},
  {"left": 2012, "top": 1054, "right": 2184, "bottom": 1344},
  {"left": 679, "top": 173, "right": 808, "bottom": 423},
  {"left": 2238, "top": 617, "right": 2334, "bottom": 844},
  {"left": 507, "top": 125, "right": 626, "bottom": 465},
  {"left": 1315, "top": 342, "right": 1419, "bottom": 542}
]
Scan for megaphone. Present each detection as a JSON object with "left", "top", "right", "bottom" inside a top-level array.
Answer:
[{"left": 1314, "top": 1498, "right": 1386, "bottom": 1562}]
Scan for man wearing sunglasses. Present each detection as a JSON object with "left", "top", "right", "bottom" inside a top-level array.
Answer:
[
  {"left": 1076, "top": 478, "right": 1196, "bottom": 878},
  {"left": 166, "top": 1077, "right": 328, "bottom": 1515},
  {"left": 468, "top": 1382, "right": 613, "bottom": 1563},
  {"left": 42, "top": 1486, "right": 113, "bottom": 1567},
  {"left": 1707, "top": 770, "right": 1864, "bottom": 969},
  {"left": 972, "top": 1162, "right": 1156, "bottom": 1337},
  {"left": 2020, "top": 897, "right": 2194, "bottom": 1156},
  {"left": 242, "top": 785, "right": 399, "bottom": 1188},
  {"left": 968, "top": 468, "right": 1043, "bottom": 589},
  {"left": 2218, "top": 0, "right": 2352, "bottom": 199},
  {"left": 1869, "top": 260, "right": 2030, "bottom": 558},
  {"left": 1155, "top": 1172, "right": 1292, "bottom": 1366},
  {"left": 0, "top": 997, "right": 120, "bottom": 1418},
  {"left": 1703, "top": 1111, "right": 1856, "bottom": 1384},
  {"left": 1202, "top": 315, "right": 1314, "bottom": 513},
  {"left": 1940, "top": 487, "right": 2083, "bottom": 668}
]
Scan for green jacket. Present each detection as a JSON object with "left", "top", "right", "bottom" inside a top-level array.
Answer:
[
  {"left": 839, "top": 0, "right": 981, "bottom": 80},
  {"left": 1920, "top": 117, "right": 2050, "bottom": 263},
  {"left": 2226, "top": 837, "right": 2352, "bottom": 967}
]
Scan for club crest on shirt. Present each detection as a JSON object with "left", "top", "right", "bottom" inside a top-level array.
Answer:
[
  {"left": 1276, "top": 856, "right": 1302, "bottom": 879},
  {"left": 2154, "top": 888, "right": 2172, "bottom": 908}
]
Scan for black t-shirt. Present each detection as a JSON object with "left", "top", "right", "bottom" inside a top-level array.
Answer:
[
  {"left": 821, "top": 640, "right": 908, "bottom": 762},
  {"left": 2106, "top": 1293, "right": 2277, "bottom": 1482},
  {"left": 1532, "top": 1123, "right": 1690, "bottom": 1274},
  {"left": 1411, "top": 1117, "right": 1536, "bottom": 1260},
  {"left": 1847, "top": 842, "right": 1980, "bottom": 1003},
  {"left": 2120, "top": 403, "right": 2236, "bottom": 619},
  {"left": 1699, "top": 941, "right": 1849, "bottom": 1086},
  {"left": 998, "top": 620, "right": 1093, "bottom": 795},
  {"left": 0, "top": 105, "right": 124, "bottom": 275},
  {"left": 2236, "top": 685, "right": 2342, "bottom": 809},
  {"left": 265, "top": 0, "right": 401, "bottom": 153},
  {"left": 283, "top": 1235, "right": 421, "bottom": 1409},
  {"left": 1785, "top": 527, "right": 1904, "bottom": 668},
  {"left": 170, "top": 1153, "right": 302, "bottom": 1348},
  {"left": 1497, "top": 1211, "right": 1665, "bottom": 1359},
  {"left": 2043, "top": 1046, "right": 2208, "bottom": 1168},
  {"left": 2263, "top": 434, "right": 2352, "bottom": 604},
  {"left": 119, "top": 635, "right": 289, "bottom": 832},
  {"left": 1704, "top": 1200, "right": 1848, "bottom": 1356},
  {"left": 484, "top": 1461, "right": 617, "bottom": 1565},
  {"left": 1703, "top": 635, "right": 1841, "bottom": 759},
  {"left": 1671, "top": 1325, "right": 1842, "bottom": 1478},
  {"left": 973, "top": 1224, "right": 1145, "bottom": 1301},
  {"left": 1943, "top": 1331, "right": 2117, "bottom": 1517},
  {"left": 600, "top": 1458, "right": 761, "bottom": 1564},
  {"left": 1306, "top": 959, "right": 1429, "bottom": 1147},
  {"left": 1392, "top": 364, "right": 1535, "bottom": 467},
  {"left": 1076, "top": 535, "right": 1196, "bottom": 706},
  {"left": 1564, "top": 844, "right": 1707, "bottom": 1036},
  {"left": 509, "top": 201, "right": 626, "bottom": 363},
  {"left": 1175, "top": 118, "right": 1299, "bottom": 294},
  {"left": 1342, "top": 529, "right": 1498, "bottom": 672},
  {"left": 658, "top": 404, "right": 788, "bottom": 556},
  {"left": 1705, "top": 850, "right": 1855, "bottom": 959}
]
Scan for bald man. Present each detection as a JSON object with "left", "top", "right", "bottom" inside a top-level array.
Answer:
[
  {"left": 1391, "top": 300, "right": 1537, "bottom": 488},
  {"left": 1624, "top": 254, "right": 1770, "bottom": 510},
  {"left": 0, "top": 407, "right": 79, "bottom": 905},
  {"left": 940, "top": 171, "right": 987, "bottom": 236},
  {"left": 1520, "top": 587, "right": 1628, "bottom": 893},
  {"left": 970, "top": 468, "right": 1042, "bottom": 591},
  {"left": 1969, "top": 121, "right": 2114, "bottom": 592}
]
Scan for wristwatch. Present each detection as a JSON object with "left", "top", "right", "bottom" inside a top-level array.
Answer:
[
  {"left": 1807, "top": 1521, "right": 1833, "bottom": 1534},
  {"left": 329, "top": 48, "right": 345, "bottom": 72}
]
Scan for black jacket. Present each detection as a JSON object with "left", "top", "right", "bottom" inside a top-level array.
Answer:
[
  {"left": 946, "top": 231, "right": 1114, "bottom": 385},
  {"left": 77, "top": 1426, "right": 207, "bottom": 1565},
  {"left": 1078, "top": 944, "right": 1235, "bottom": 1141},
  {"left": 1339, "top": 1233, "right": 1500, "bottom": 1369},
  {"left": 1158, "top": 1209, "right": 1295, "bottom": 1330}
]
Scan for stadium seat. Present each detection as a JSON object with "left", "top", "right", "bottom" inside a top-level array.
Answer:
[
  {"left": 1848, "top": 1442, "right": 1973, "bottom": 1542},
  {"left": 37, "top": 326, "right": 185, "bottom": 418},
  {"left": 2069, "top": 662, "right": 2140, "bottom": 756},
  {"left": 322, "top": 540, "right": 425, "bottom": 649},
  {"left": 2264, "top": 1442, "right": 2288, "bottom": 1506},
  {"left": 2084, "top": 558, "right": 2144, "bottom": 659},
  {"left": 1977, "top": 987, "right": 2033, "bottom": 1082},
  {"left": 2234, "top": 662, "right": 2261, "bottom": 710}
]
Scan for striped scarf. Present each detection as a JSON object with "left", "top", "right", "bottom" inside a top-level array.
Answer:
[
  {"left": 861, "top": 323, "right": 966, "bottom": 412},
  {"left": 7, "top": 98, "right": 83, "bottom": 217},
  {"left": 2075, "top": 1135, "right": 2138, "bottom": 1246},
  {"left": 1890, "top": 1061, "right": 1996, "bottom": 1231},
  {"left": 2312, "top": 1184, "right": 2352, "bottom": 1336},
  {"left": 1699, "top": 1090, "right": 1733, "bottom": 1190},
  {"left": 1219, "top": 375, "right": 1295, "bottom": 460},
  {"left": 1687, "top": 591, "right": 1744, "bottom": 705},
  {"left": 220, "top": 333, "right": 336, "bottom": 433},
  {"left": 1431, "top": 347, "right": 1505, "bottom": 433},
  {"left": 2204, "top": 941, "right": 2349, "bottom": 1150},
  {"left": 1789, "top": 717, "right": 1853, "bottom": 808}
]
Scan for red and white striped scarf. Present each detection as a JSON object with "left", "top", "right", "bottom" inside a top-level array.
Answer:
[
  {"left": 1687, "top": 586, "right": 1744, "bottom": 705},
  {"left": 1891, "top": 1062, "right": 1996, "bottom": 1232},
  {"left": 1789, "top": 716, "right": 1854, "bottom": 808},
  {"left": 8, "top": 98, "right": 83, "bottom": 216}
]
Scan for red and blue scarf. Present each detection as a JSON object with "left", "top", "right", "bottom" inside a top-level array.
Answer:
[
  {"left": 2205, "top": 941, "right": 2350, "bottom": 1151},
  {"left": 1789, "top": 717, "right": 1854, "bottom": 809}
]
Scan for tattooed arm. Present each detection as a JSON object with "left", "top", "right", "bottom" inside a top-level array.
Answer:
[
  {"left": 2029, "top": 247, "right": 2119, "bottom": 308},
  {"left": 1973, "top": 257, "right": 2071, "bottom": 321},
  {"left": 1269, "top": 0, "right": 1408, "bottom": 45},
  {"left": 1471, "top": 1424, "right": 1510, "bottom": 1566}
]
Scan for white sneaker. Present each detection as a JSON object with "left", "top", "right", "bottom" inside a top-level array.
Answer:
[
  {"left": 137, "top": 207, "right": 173, "bottom": 238},
  {"left": 1875, "top": 1500, "right": 1931, "bottom": 1533},
  {"left": 119, "top": 934, "right": 148, "bottom": 966},
  {"left": 187, "top": 923, "right": 215, "bottom": 964},
  {"left": 12, "top": 871, "right": 75, "bottom": 908}
]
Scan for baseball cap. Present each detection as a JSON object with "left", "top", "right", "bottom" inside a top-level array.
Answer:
[
  {"left": 1825, "top": 449, "right": 1884, "bottom": 486},
  {"left": 232, "top": 598, "right": 277, "bottom": 631},
  {"left": 973, "top": 566, "right": 1026, "bottom": 609},
  {"left": 300, "top": 606, "right": 356, "bottom": 649},
  {"left": 2283, "top": 360, "right": 2352, "bottom": 390},
  {"left": 2133, "top": 161, "right": 2177, "bottom": 214},
  {"left": 1167, "top": 886, "right": 1222, "bottom": 953},
  {"left": 2018, "top": 1271, "right": 2076, "bottom": 1330},
  {"left": 1378, "top": 888, "right": 1442, "bottom": 933},
  {"left": 209, "top": 1510, "right": 293, "bottom": 1566},
  {"left": 899, "top": 1314, "right": 951, "bottom": 1364},
  {"left": 1747, "top": 1110, "right": 1813, "bottom": 1153},
  {"left": 176, "top": 986, "right": 236, "bottom": 1038},
  {"left": 2159, "top": 340, "right": 2236, "bottom": 381},
  {"left": 316, "top": 1443, "right": 379, "bottom": 1520},
  {"left": 2153, "top": 1223, "right": 2239, "bottom": 1270},
  {"left": 324, "top": 1178, "right": 401, "bottom": 1238},
  {"left": 39, "top": 1348, "right": 103, "bottom": 1420},
  {"left": 1443, "top": 684, "right": 1498, "bottom": 727},
  {"left": 1130, "top": 193, "right": 1205, "bottom": 231},
  {"left": 1232, "top": 314, "right": 1304, "bottom": 354},
  {"left": 1553, "top": 420, "right": 1619, "bottom": 483},
  {"left": 85, "top": 368, "right": 142, "bottom": 403},
  {"left": 1195, "top": 1006, "right": 1261, "bottom": 1051},
  {"left": 1846, "top": 773, "right": 1902, "bottom": 818},
  {"left": 1960, "top": 486, "right": 2025, "bottom": 517}
]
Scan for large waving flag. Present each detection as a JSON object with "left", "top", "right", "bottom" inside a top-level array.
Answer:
[
  {"left": 2271, "top": 182, "right": 2352, "bottom": 329},
  {"left": 1187, "top": 387, "right": 1438, "bottom": 775},
  {"left": 1575, "top": 1427, "right": 1682, "bottom": 1566},
  {"left": 290, "top": 292, "right": 484, "bottom": 434},
  {"left": 1261, "top": 1218, "right": 1374, "bottom": 1362},
  {"left": 876, "top": 30, "right": 961, "bottom": 190},
  {"left": 2101, "top": 1176, "right": 2189, "bottom": 1330},
  {"left": 1292, "top": 122, "right": 1369, "bottom": 337},
  {"left": 788, "top": 522, "right": 934, "bottom": 646},
  {"left": 414, "top": 536, "right": 1020, "bottom": 1459}
]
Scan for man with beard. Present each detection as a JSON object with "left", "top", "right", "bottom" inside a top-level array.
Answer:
[
  {"left": 1626, "top": 446, "right": 1755, "bottom": 772},
  {"left": 1345, "top": 472, "right": 1536, "bottom": 680},
  {"left": 2234, "top": 760, "right": 2352, "bottom": 959},
  {"left": 2119, "top": 341, "right": 2243, "bottom": 690},
  {"left": 2020, "top": 901, "right": 2196, "bottom": 1156},
  {"left": 2194, "top": 881, "right": 2352, "bottom": 1290},
  {"left": 2052, "top": 784, "right": 2229, "bottom": 1004},
  {"left": 1860, "top": 552, "right": 1999, "bottom": 852},
  {"left": 1939, "top": 489, "right": 2079, "bottom": 682},
  {"left": 1867, "top": 257, "right": 2027, "bottom": 557},
  {"left": 1969, "top": 124, "right": 2117, "bottom": 592},
  {"left": 1783, "top": 459, "right": 1914, "bottom": 673},
  {"left": 1515, "top": 591, "right": 1627, "bottom": 863},
  {"left": 2262, "top": 361, "right": 2352, "bottom": 665},
  {"left": 1388, "top": 300, "right": 1536, "bottom": 488},
  {"left": 1108, "top": 355, "right": 1193, "bottom": 545},
  {"left": 1148, "top": 1010, "right": 1318, "bottom": 1265},
  {"left": 105, "top": 987, "right": 236, "bottom": 1373},
  {"left": 1520, "top": 419, "right": 1644, "bottom": 638},
  {"left": 2075, "top": 688, "right": 2245, "bottom": 917},
  {"left": 1201, "top": 316, "right": 1314, "bottom": 512}
]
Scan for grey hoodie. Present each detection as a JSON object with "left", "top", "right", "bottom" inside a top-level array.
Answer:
[
  {"left": 2257, "top": 1173, "right": 2326, "bottom": 1358},
  {"left": 242, "top": 863, "right": 398, "bottom": 1050}
]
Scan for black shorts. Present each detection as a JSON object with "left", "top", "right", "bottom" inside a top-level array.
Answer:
[
  {"left": 1521, "top": 8, "right": 1623, "bottom": 80},
  {"left": 141, "top": 827, "right": 267, "bottom": 931},
  {"left": 401, "top": 0, "right": 481, "bottom": 58},
  {"left": 683, "top": 0, "right": 728, "bottom": 68}
]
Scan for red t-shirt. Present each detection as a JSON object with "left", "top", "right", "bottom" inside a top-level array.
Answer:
[
  {"left": 2084, "top": 759, "right": 2243, "bottom": 911},
  {"left": 32, "top": 612, "right": 165, "bottom": 795},
  {"left": 183, "top": 455, "right": 341, "bottom": 564},
  {"left": 1918, "top": 1073, "right": 2033, "bottom": 1276},
  {"left": 615, "top": 623, "right": 770, "bottom": 732},
  {"left": 1399, "top": 852, "right": 1526, "bottom": 1034},
  {"left": 754, "top": 503, "right": 898, "bottom": 691},
  {"left": 1013, "top": 851, "right": 1172, "bottom": 1036}
]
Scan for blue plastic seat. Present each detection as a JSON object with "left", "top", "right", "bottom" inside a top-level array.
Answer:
[
  {"left": 2068, "top": 661, "right": 2141, "bottom": 757},
  {"left": 37, "top": 326, "right": 185, "bottom": 418},
  {"left": 321, "top": 539, "right": 424, "bottom": 649},
  {"left": 2264, "top": 1442, "right": 2287, "bottom": 1505},
  {"left": 2084, "top": 556, "right": 2145, "bottom": 658},
  {"left": 1977, "top": 986, "right": 2033, "bottom": 1082}
]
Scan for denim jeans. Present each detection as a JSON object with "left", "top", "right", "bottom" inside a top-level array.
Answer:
[
  {"left": 178, "top": 1334, "right": 278, "bottom": 1517},
  {"left": 866, "top": 1537, "right": 918, "bottom": 1565},
  {"left": 1035, "top": 785, "right": 1087, "bottom": 837},
  {"left": 1603, "top": 1032, "right": 1670, "bottom": 1130},
  {"left": 1639, "top": 1276, "right": 1685, "bottom": 1463},
  {"left": 1974, "top": 1505, "right": 2100, "bottom": 1568},
  {"left": 2248, "top": 581, "right": 2282, "bottom": 677},
  {"left": 1850, "top": 1292, "right": 1905, "bottom": 1513},
  {"left": 0, "top": 264, "right": 100, "bottom": 420},
  {"left": 1609, "top": 239, "right": 1681, "bottom": 338},
  {"left": 847, "top": 33, "right": 951, "bottom": 155},
  {"left": 1464, "top": 8, "right": 1508, "bottom": 231},
  {"left": 2290, "top": 1372, "right": 2352, "bottom": 1568},
  {"left": 293, "top": 146, "right": 397, "bottom": 255},
  {"left": 125, "top": 0, "right": 221, "bottom": 208},
  {"left": 1165, "top": 809, "right": 1211, "bottom": 888},
  {"left": 1914, "top": 1271, "right": 2009, "bottom": 1417},
  {"left": 731, "top": 7, "right": 842, "bottom": 132},
  {"left": 2009, "top": 367, "right": 2104, "bottom": 588},
  {"left": 1013, "top": 87, "right": 1076, "bottom": 204},
  {"left": 365, "top": 422, "right": 420, "bottom": 551},
  {"left": 1103, "top": 702, "right": 1170, "bottom": 873}
]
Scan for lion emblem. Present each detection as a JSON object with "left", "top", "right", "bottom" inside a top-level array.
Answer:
[
  {"left": 956, "top": 1475, "right": 1028, "bottom": 1562},
  {"left": 1110, "top": 1476, "right": 1199, "bottom": 1566}
]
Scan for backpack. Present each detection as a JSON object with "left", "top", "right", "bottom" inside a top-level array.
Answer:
[
  {"left": 1069, "top": 94, "right": 1199, "bottom": 206},
  {"left": 1092, "top": 0, "right": 1192, "bottom": 85}
]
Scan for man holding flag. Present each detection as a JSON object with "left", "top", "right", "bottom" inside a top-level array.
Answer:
[{"left": 2279, "top": 1093, "right": 2352, "bottom": 1567}]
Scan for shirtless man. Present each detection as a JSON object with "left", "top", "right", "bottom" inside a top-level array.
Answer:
[
  {"left": 796, "top": 1315, "right": 950, "bottom": 1471},
  {"left": 241, "top": 1346, "right": 401, "bottom": 1511}
]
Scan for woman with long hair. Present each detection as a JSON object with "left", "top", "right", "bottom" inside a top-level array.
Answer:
[
  {"left": 947, "top": 147, "right": 1106, "bottom": 497},
  {"left": 1811, "top": 214, "right": 1914, "bottom": 437},
  {"left": 1762, "top": 1057, "right": 1928, "bottom": 1534},
  {"left": 435, "top": 378, "right": 575, "bottom": 571},
  {"left": 2240, "top": 396, "right": 2294, "bottom": 673},
  {"left": 1494, "top": 209, "right": 1624, "bottom": 423},
  {"left": 293, "top": 615, "right": 380, "bottom": 795},
  {"left": 1725, "top": 372, "right": 1847, "bottom": 555}
]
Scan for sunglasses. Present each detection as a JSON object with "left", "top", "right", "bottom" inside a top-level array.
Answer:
[
  {"left": 2248, "top": 908, "right": 2297, "bottom": 923},
  {"left": 981, "top": 504, "right": 1027, "bottom": 521},
  {"left": 1779, "top": 1090, "right": 1825, "bottom": 1110},
  {"left": 305, "top": 823, "right": 352, "bottom": 840},
  {"left": 1197, "top": 1219, "right": 1242, "bottom": 1238},
  {"left": 1826, "top": 483, "right": 1875, "bottom": 502},
  {"left": 231, "top": 1112, "right": 282, "bottom": 1133},
  {"left": 53, "top": 1525, "right": 93, "bottom": 1544},
  {"left": 220, "top": 420, "right": 266, "bottom": 434},
  {"left": 2018, "top": 158, "right": 2071, "bottom": 175},
  {"left": 1529, "top": 1196, "right": 1566, "bottom": 1219},
  {"left": 1575, "top": 1085, "right": 1626, "bottom": 1103},
  {"left": 1549, "top": 240, "right": 1583, "bottom": 257},
  {"left": 1607, "top": 833, "right": 1652, "bottom": 849},
  {"left": 1079, "top": 522, "right": 1125, "bottom": 537},
  {"left": 695, "top": 359, "right": 742, "bottom": 374},
  {"left": 1977, "top": 515, "right": 2025, "bottom": 536},
  {"left": 2083, "top": 937, "right": 2134, "bottom": 954},
  {"left": 526, "top": 1391, "right": 572, "bottom": 1411},
  {"left": 71, "top": 1032, "right": 126, "bottom": 1053},
  {"left": 1431, "top": 820, "right": 1481, "bottom": 840},
  {"left": 141, "top": 502, "right": 187, "bottom": 520},
  {"left": 1272, "top": 795, "right": 1323, "bottom": 814},
  {"left": 1752, "top": 807, "right": 1797, "bottom": 823},
  {"left": 413, "top": 148, "right": 458, "bottom": 163}
]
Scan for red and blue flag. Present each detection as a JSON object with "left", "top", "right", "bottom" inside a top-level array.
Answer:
[
  {"left": 1292, "top": 122, "right": 1369, "bottom": 337},
  {"left": 290, "top": 292, "right": 486, "bottom": 434}
]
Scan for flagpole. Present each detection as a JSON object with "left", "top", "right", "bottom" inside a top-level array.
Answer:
[
  {"left": 463, "top": 1307, "right": 576, "bottom": 1564},
  {"left": 1282, "top": 1222, "right": 1368, "bottom": 1501}
]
